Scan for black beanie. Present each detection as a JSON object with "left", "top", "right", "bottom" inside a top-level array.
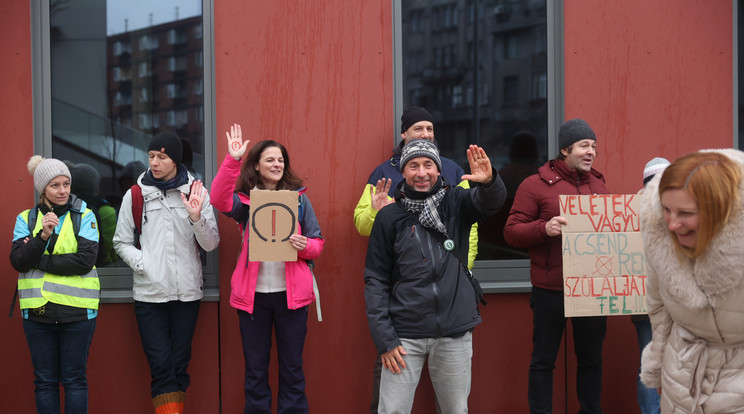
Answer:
[
  {"left": 400, "top": 106, "right": 434, "bottom": 134},
  {"left": 558, "top": 119, "right": 596, "bottom": 150},
  {"left": 149, "top": 131, "right": 183, "bottom": 164}
]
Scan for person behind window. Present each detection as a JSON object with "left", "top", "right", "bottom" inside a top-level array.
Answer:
[
  {"left": 10, "top": 156, "right": 100, "bottom": 414},
  {"left": 210, "top": 124, "right": 324, "bottom": 414},
  {"left": 504, "top": 119, "right": 608, "bottom": 414},
  {"left": 364, "top": 140, "right": 505, "bottom": 413},
  {"left": 66, "top": 161, "right": 118, "bottom": 267},
  {"left": 113, "top": 131, "right": 219, "bottom": 414},
  {"left": 109, "top": 160, "right": 147, "bottom": 213},
  {"left": 479, "top": 130, "right": 540, "bottom": 259},
  {"left": 352, "top": 105, "right": 479, "bottom": 413},
  {"left": 639, "top": 150, "right": 744, "bottom": 413}
]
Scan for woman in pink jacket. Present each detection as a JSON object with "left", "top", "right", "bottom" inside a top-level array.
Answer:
[{"left": 211, "top": 124, "right": 324, "bottom": 414}]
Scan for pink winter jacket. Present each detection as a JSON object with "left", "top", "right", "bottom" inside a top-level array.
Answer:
[{"left": 210, "top": 154, "right": 324, "bottom": 313}]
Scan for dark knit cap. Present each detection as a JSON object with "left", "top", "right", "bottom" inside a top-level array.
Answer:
[
  {"left": 558, "top": 119, "right": 597, "bottom": 150},
  {"left": 400, "top": 106, "right": 434, "bottom": 134},
  {"left": 400, "top": 139, "right": 442, "bottom": 172},
  {"left": 148, "top": 131, "right": 183, "bottom": 164}
]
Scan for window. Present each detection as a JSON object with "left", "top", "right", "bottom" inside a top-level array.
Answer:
[
  {"left": 33, "top": 0, "right": 217, "bottom": 302},
  {"left": 395, "top": 0, "right": 562, "bottom": 292}
]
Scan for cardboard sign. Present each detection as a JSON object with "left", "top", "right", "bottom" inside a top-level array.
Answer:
[
  {"left": 560, "top": 194, "right": 647, "bottom": 317},
  {"left": 249, "top": 190, "right": 299, "bottom": 262}
]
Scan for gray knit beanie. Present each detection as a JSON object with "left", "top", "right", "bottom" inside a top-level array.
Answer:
[
  {"left": 66, "top": 162, "right": 101, "bottom": 196},
  {"left": 28, "top": 155, "right": 71, "bottom": 194},
  {"left": 400, "top": 139, "right": 442, "bottom": 172},
  {"left": 558, "top": 119, "right": 597, "bottom": 150}
]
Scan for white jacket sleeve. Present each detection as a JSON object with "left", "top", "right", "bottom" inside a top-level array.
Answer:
[{"left": 190, "top": 188, "right": 220, "bottom": 251}]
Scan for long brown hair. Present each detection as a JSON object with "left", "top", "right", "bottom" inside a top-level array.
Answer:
[
  {"left": 235, "top": 140, "right": 303, "bottom": 193},
  {"left": 658, "top": 151, "right": 741, "bottom": 258}
]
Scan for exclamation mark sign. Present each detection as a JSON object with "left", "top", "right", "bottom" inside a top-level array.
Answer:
[{"left": 271, "top": 209, "right": 276, "bottom": 242}]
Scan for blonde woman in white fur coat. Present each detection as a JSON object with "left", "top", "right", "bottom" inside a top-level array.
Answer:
[{"left": 639, "top": 149, "right": 744, "bottom": 413}]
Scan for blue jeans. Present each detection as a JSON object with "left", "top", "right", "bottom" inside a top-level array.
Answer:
[
  {"left": 633, "top": 319, "right": 660, "bottom": 414},
  {"left": 134, "top": 300, "right": 200, "bottom": 398},
  {"left": 23, "top": 317, "right": 96, "bottom": 414},
  {"left": 528, "top": 287, "right": 606, "bottom": 414},
  {"left": 378, "top": 332, "right": 473, "bottom": 414},
  {"left": 238, "top": 292, "right": 309, "bottom": 414}
]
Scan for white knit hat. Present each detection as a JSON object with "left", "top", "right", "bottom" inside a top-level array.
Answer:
[
  {"left": 643, "top": 157, "right": 670, "bottom": 186},
  {"left": 27, "top": 155, "right": 71, "bottom": 194}
]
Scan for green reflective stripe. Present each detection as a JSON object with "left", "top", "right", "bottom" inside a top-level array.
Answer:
[
  {"left": 44, "top": 282, "right": 100, "bottom": 299},
  {"left": 18, "top": 269, "right": 45, "bottom": 280},
  {"left": 18, "top": 287, "right": 43, "bottom": 299}
]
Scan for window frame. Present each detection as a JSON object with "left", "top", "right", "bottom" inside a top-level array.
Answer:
[
  {"left": 392, "top": 0, "right": 565, "bottom": 293},
  {"left": 31, "top": 0, "right": 219, "bottom": 302}
]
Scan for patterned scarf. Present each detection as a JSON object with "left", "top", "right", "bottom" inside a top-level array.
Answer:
[{"left": 398, "top": 177, "right": 448, "bottom": 237}]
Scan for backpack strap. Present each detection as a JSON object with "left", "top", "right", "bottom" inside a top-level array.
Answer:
[
  {"left": 130, "top": 184, "right": 143, "bottom": 248},
  {"left": 26, "top": 206, "right": 38, "bottom": 235},
  {"left": 70, "top": 197, "right": 83, "bottom": 235}
]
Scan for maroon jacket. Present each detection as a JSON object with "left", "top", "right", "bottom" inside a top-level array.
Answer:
[{"left": 503, "top": 159, "right": 608, "bottom": 291}]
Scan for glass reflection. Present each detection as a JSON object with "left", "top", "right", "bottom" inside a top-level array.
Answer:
[
  {"left": 49, "top": 0, "right": 204, "bottom": 267},
  {"left": 400, "top": 0, "right": 548, "bottom": 260}
]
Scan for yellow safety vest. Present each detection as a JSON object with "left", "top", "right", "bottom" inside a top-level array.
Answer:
[{"left": 17, "top": 208, "right": 100, "bottom": 310}]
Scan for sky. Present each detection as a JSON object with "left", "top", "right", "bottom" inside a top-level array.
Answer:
[{"left": 106, "top": 0, "right": 201, "bottom": 35}]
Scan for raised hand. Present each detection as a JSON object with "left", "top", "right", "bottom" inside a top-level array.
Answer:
[
  {"left": 226, "top": 123, "right": 250, "bottom": 161},
  {"left": 370, "top": 178, "right": 394, "bottom": 211},
  {"left": 181, "top": 180, "right": 205, "bottom": 223},
  {"left": 461, "top": 145, "right": 493, "bottom": 184}
]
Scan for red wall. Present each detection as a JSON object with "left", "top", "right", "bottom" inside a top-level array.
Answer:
[{"left": 0, "top": 0, "right": 733, "bottom": 412}]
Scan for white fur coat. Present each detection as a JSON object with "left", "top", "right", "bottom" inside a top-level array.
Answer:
[{"left": 640, "top": 149, "right": 744, "bottom": 413}]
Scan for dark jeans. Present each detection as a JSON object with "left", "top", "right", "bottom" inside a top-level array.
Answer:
[
  {"left": 528, "top": 286, "right": 606, "bottom": 414},
  {"left": 23, "top": 317, "right": 96, "bottom": 414},
  {"left": 238, "top": 292, "right": 309, "bottom": 414},
  {"left": 134, "top": 300, "right": 200, "bottom": 398}
]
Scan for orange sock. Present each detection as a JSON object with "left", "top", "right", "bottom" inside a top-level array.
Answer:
[
  {"left": 153, "top": 392, "right": 181, "bottom": 414},
  {"left": 154, "top": 402, "right": 180, "bottom": 414}
]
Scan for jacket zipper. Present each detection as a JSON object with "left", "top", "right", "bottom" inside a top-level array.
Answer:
[{"left": 413, "top": 225, "right": 441, "bottom": 335}]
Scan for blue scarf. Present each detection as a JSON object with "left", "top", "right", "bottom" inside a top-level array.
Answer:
[{"left": 141, "top": 164, "right": 189, "bottom": 191}]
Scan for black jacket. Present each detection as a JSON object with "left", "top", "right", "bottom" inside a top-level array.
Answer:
[{"left": 364, "top": 172, "right": 506, "bottom": 353}]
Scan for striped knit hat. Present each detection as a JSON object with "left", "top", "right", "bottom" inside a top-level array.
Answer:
[
  {"left": 400, "top": 139, "right": 442, "bottom": 172},
  {"left": 643, "top": 157, "right": 670, "bottom": 186}
]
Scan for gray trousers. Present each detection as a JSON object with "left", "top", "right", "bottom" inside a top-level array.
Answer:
[{"left": 378, "top": 332, "right": 472, "bottom": 414}]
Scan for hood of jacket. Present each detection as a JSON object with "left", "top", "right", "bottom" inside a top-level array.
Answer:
[{"left": 640, "top": 148, "right": 744, "bottom": 309}]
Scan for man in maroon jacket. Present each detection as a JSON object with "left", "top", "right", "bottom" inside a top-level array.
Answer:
[{"left": 504, "top": 119, "right": 609, "bottom": 414}]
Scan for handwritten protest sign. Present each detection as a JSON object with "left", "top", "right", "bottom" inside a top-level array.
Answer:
[
  {"left": 560, "top": 194, "right": 647, "bottom": 317},
  {"left": 249, "top": 190, "right": 298, "bottom": 262}
]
